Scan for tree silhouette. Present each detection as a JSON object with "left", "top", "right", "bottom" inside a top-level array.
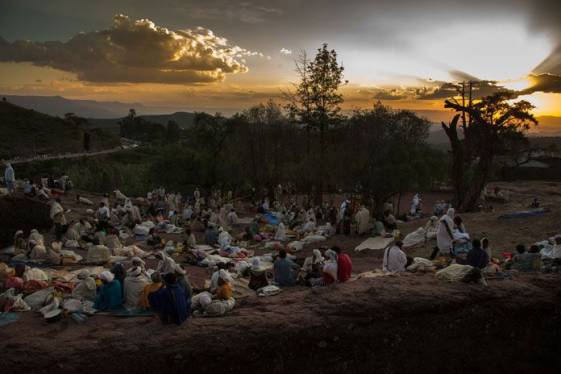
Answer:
[
  {"left": 287, "top": 44, "right": 346, "bottom": 204},
  {"left": 443, "top": 89, "right": 537, "bottom": 211}
]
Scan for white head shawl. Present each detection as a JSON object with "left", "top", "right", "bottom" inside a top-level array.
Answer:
[
  {"left": 312, "top": 249, "right": 324, "bottom": 264},
  {"left": 218, "top": 269, "right": 232, "bottom": 283},
  {"left": 128, "top": 266, "right": 142, "bottom": 277},
  {"left": 251, "top": 257, "right": 261, "bottom": 271},
  {"left": 77, "top": 269, "right": 90, "bottom": 280},
  {"left": 447, "top": 208, "right": 455, "bottom": 219},
  {"left": 99, "top": 271, "right": 114, "bottom": 283},
  {"left": 325, "top": 249, "right": 337, "bottom": 261}
]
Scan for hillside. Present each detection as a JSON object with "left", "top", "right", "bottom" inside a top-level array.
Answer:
[
  {"left": 1, "top": 94, "right": 152, "bottom": 119},
  {"left": 0, "top": 101, "right": 120, "bottom": 159},
  {"left": 87, "top": 111, "right": 196, "bottom": 133}
]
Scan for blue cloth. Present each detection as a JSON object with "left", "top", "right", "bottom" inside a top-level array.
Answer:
[
  {"left": 498, "top": 208, "right": 547, "bottom": 219},
  {"left": 264, "top": 212, "right": 279, "bottom": 225},
  {"left": 466, "top": 247, "right": 489, "bottom": 269},
  {"left": 273, "top": 258, "right": 298, "bottom": 287},
  {"left": 149, "top": 284, "right": 190, "bottom": 326},
  {"left": 94, "top": 280, "right": 123, "bottom": 311}
]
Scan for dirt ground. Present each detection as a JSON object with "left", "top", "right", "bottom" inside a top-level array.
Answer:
[{"left": 1, "top": 181, "right": 561, "bottom": 373}]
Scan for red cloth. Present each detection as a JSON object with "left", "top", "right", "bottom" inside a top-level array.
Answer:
[{"left": 337, "top": 253, "right": 353, "bottom": 282}]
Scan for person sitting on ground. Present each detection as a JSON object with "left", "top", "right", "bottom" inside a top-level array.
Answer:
[
  {"left": 510, "top": 244, "right": 540, "bottom": 272},
  {"left": 466, "top": 239, "right": 489, "bottom": 269},
  {"left": 383, "top": 241, "right": 408, "bottom": 272},
  {"left": 481, "top": 237, "right": 492, "bottom": 260},
  {"left": 139, "top": 272, "right": 164, "bottom": 309},
  {"left": 123, "top": 265, "right": 150, "bottom": 309},
  {"left": 23, "top": 179, "right": 36, "bottom": 197},
  {"left": 94, "top": 271, "right": 123, "bottom": 311},
  {"left": 13, "top": 230, "right": 26, "bottom": 257},
  {"left": 321, "top": 249, "right": 339, "bottom": 285},
  {"left": 298, "top": 249, "right": 324, "bottom": 283},
  {"left": 146, "top": 228, "right": 162, "bottom": 247},
  {"left": 227, "top": 208, "right": 238, "bottom": 226},
  {"left": 149, "top": 273, "right": 190, "bottom": 325},
  {"left": 273, "top": 249, "right": 299, "bottom": 287},
  {"left": 50, "top": 198, "right": 67, "bottom": 241},
  {"left": 72, "top": 269, "right": 97, "bottom": 302},
  {"left": 184, "top": 227, "right": 197, "bottom": 249},
  {"left": 29, "top": 240, "right": 47, "bottom": 261},
  {"left": 274, "top": 222, "right": 287, "bottom": 241},
  {"left": 383, "top": 210, "right": 397, "bottom": 231},
  {"left": 209, "top": 263, "right": 232, "bottom": 293},
  {"left": 86, "top": 239, "right": 111, "bottom": 263},
  {"left": 248, "top": 258, "right": 269, "bottom": 291},
  {"left": 424, "top": 216, "right": 439, "bottom": 241},
  {"left": 215, "top": 270, "right": 233, "bottom": 300},
  {"left": 333, "top": 246, "right": 352, "bottom": 282},
  {"left": 205, "top": 224, "right": 219, "bottom": 246}
]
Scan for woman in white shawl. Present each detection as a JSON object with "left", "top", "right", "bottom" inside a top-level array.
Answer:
[
  {"left": 218, "top": 227, "right": 232, "bottom": 249},
  {"left": 274, "top": 222, "right": 287, "bottom": 241},
  {"left": 72, "top": 269, "right": 97, "bottom": 301},
  {"left": 123, "top": 266, "right": 149, "bottom": 309},
  {"left": 436, "top": 208, "right": 455, "bottom": 255},
  {"left": 354, "top": 206, "right": 370, "bottom": 235}
]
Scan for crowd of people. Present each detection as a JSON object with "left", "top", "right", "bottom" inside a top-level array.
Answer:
[{"left": 1, "top": 161, "right": 560, "bottom": 329}]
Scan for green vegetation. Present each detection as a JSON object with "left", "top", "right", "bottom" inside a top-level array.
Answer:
[{"left": 0, "top": 100, "right": 120, "bottom": 159}]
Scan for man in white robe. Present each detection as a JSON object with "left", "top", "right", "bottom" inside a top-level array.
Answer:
[
  {"left": 354, "top": 205, "right": 370, "bottom": 235},
  {"left": 436, "top": 208, "right": 455, "bottom": 255},
  {"left": 383, "top": 241, "right": 408, "bottom": 272}
]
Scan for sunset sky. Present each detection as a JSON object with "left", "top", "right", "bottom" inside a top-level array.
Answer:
[{"left": 1, "top": 0, "right": 561, "bottom": 117}]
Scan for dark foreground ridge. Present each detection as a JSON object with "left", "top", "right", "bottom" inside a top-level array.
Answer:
[{"left": 1, "top": 274, "right": 560, "bottom": 374}]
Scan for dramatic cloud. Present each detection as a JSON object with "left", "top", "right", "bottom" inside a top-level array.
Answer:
[
  {"left": 520, "top": 73, "right": 561, "bottom": 95},
  {"left": 0, "top": 14, "right": 264, "bottom": 84}
]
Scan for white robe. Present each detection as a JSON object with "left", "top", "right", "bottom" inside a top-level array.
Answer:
[
  {"left": 383, "top": 246, "right": 407, "bottom": 272},
  {"left": 355, "top": 208, "right": 370, "bottom": 235},
  {"left": 436, "top": 211, "right": 455, "bottom": 254},
  {"left": 123, "top": 275, "right": 149, "bottom": 308},
  {"left": 274, "top": 223, "right": 287, "bottom": 241}
]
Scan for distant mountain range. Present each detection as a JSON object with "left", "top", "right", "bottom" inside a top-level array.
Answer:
[
  {"left": 2, "top": 94, "right": 560, "bottom": 138},
  {"left": 0, "top": 94, "right": 176, "bottom": 118}
]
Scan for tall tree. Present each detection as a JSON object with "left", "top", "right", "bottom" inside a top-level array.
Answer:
[
  {"left": 287, "top": 44, "right": 346, "bottom": 204},
  {"left": 442, "top": 90, "right": 537, "bottom": 211}
]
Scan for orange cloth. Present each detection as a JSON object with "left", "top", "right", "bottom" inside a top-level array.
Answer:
[
  {"left": 139, "top": 282, "right": 163, "bottom": 308},
  {"left": 216, "top": 283, "right": 233, "bottom": 300}
]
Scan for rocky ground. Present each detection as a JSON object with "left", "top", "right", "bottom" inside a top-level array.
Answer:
[{"left": 1, "top": 181, "right": 561, "bottom": 373}]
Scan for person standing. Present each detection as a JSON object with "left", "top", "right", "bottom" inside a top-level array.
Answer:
[{"left": 4, "top": 162, "right": 15, "bottom": 193}]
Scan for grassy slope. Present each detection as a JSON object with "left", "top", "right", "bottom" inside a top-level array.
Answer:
[{"left": 0, "top": 101, "right": 120, "bottom": 159}]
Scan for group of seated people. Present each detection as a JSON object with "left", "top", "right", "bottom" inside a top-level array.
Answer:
[{"left": 271, "top": 247, "right": 353, "bottom": 288}]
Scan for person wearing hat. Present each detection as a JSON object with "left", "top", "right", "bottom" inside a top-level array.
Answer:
[{"left": 94, "top": 271, "right": 123, "bottom": 311}]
